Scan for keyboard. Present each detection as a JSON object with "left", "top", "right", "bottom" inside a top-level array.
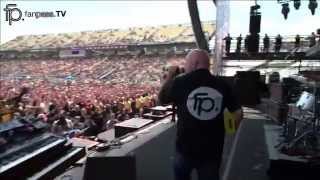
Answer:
[
  {"left": 0, "top": 134, "right": 67, "bottom": 180},
  {"left": 28, "top": 147, "right": 86, "bottom": 180}
]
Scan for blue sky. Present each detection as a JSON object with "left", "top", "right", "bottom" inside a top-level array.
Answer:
[{"left": 0, "top": 0, "right": 319, "bottom": 44}]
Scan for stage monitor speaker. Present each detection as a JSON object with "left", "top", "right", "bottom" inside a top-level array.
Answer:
[
  {"left": 249, "top": 15, "right": 261, "bottom": 34},
  {"left": 84, "top": 156, "right": 136, "bottom": 180},
  {"left": 83, "top": 122, "right": 177, "bottom": 180}
]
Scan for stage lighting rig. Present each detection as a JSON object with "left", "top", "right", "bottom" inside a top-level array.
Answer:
[
  {"left": 294, "top": 0, "right": 301, "bottom": 10},
  {"left": 309, "top": 0, "right": 318, "bottom": 15},
  {"left": 282, "top": 3, "right": 290, "bottom": 19}
]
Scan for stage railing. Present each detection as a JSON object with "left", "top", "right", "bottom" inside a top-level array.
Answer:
[{"left": 224, "top": 35, "right": 319, "bottom": 55}]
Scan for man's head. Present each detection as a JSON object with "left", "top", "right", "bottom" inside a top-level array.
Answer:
[{"left": 184, "top": 49, "right": 210, "bottom": 73}]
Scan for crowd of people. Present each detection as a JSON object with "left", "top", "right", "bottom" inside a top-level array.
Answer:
[
  {"left": 0, "top": 55, "right": 185, "bottom": 137},
  {"left": 0, "top": 55, "right": 184, "bottom": 84}
]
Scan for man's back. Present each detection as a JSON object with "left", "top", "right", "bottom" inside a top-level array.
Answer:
[
  {"left": 158, "top": 49, "right": 242, "bottom": 180},
  {"left": 170, "top": 69, "right": 239, "bottom": 160}
]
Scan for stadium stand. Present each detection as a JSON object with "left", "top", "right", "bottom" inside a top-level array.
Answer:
[{"left": 0, "top": 22, "right": 214, "bottom": 50}]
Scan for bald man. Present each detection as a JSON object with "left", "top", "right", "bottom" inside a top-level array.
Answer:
[{"left": 159, "top": 49, "right": 242, "bottom": 180}]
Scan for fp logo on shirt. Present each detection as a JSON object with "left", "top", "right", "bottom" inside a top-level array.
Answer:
[{"left": 187, "top": 87, "right": 222, "bottom": 120}]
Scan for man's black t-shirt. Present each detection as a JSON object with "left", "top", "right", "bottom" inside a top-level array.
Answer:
[{"left": 168, "top": 69, "right": 240, "bottom": 161}]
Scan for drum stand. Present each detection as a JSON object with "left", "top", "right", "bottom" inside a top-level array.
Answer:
[{"left": 278, "top": 86, "right": 320, "bottom": 154}]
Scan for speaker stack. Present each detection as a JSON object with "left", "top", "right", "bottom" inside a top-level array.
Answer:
[
  {"left": 234, "top": 71, "right": 261, "bottom": 106},
  {"left": 249, "top": 13, "right": 261, "bottom": 34},
  {"left": 248, "top": 5, "right": 261, "bottom": 53}
]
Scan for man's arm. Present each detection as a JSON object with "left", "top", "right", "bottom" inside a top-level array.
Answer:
[
  {"left": 158, "top": 78, "right": 174, "bottom": 105},
  {"left": 232, "top": 108, "right": 243, "bottom": 129},
  {"left": 223, "top": 81, "right": 243, "bottom": 129},
  {"left": 158, "top": 66, "right": 179, "bottom": 105}
]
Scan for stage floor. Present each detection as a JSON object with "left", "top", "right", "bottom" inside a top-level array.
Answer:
[
  {"left": 57, "top": 108, "right": 273, "bottom": 180},
  {"left": 222, "top": 108, "right": 271, "bottom": 180}
]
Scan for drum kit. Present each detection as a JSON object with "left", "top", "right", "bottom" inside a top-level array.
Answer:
[{"left": 277, "top": 83, "right": 320, "bottom": 156}]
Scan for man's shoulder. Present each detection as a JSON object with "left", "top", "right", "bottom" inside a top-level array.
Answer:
[
  {"left": 174, "top": 71, "right": 206, "bottom": 82},
  {"left": 173, "top": 73, "right": 188, "bottom": 82}
]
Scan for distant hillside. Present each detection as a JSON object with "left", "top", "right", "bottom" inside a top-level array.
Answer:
[{"left": 1, "top": 21, "right": 215, "bottom": 50}]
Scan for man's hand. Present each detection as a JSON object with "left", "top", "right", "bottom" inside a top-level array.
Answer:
[{"left": 163, "top": 66, "right": 180, "bottom": 82}]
